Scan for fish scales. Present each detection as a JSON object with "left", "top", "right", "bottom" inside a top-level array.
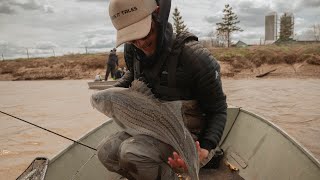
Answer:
[
  {"left": 112, "top": 98, "right": 170, "bottom": 134},
  {"left": 91, "top": 80, "right": 200, "bottom": 180},
  {"left": 112, "top": 96, "right": 193, "bottom": 175},
  {"left": 113, "top": 96, "right": 185, "bottom": 149},
  {"left": 113, "top": 100, "right": 181, "bottom": 147},
  {"left": 113, "top": 95, "right": 181, "bottom": 142}
]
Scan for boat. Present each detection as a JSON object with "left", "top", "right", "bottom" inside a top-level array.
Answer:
[
  {"left": 17, "top": 107, "right": 320, "bottom": 180},
  {"left": 87, "top": 80, "right": 117, "bottom": 90}
]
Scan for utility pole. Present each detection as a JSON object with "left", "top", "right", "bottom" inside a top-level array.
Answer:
[
  {"left": 26, "top": 48, "right": 29, "bottom": 59},
  {"left": 260, "top": 38, "right": 262, "bottom": 45},
  {"left": 85, "top": 47, "right": 88, "bottom": 54},
  {"left": 52, "top": 49, "right": 55, "bottom": 57},
  {"left": 1, "top": 53, "right": 4, "bottom": 61}
]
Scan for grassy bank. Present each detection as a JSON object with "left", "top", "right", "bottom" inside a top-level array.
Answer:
[
  {"left": 211, "top": 44, "right": 320, "bottom": 68},
  {"left": 0, "top": 44, "right": 319, "bottom": 80}
]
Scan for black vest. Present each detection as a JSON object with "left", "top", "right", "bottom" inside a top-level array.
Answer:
[{"left": 125, "top": 31, "right": 198, "bottom": 101}]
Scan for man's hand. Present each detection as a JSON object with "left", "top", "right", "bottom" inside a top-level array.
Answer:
[{"left": 167, "top": 141, "right": 209, "bottom": 172}]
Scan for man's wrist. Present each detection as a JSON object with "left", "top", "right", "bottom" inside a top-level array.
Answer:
[{"left": 200, "top": 139, "right": 215, "bottom": 151}]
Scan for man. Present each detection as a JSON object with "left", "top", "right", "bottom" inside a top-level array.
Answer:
[
  {"left": 97, "top": 0, "right": 227, "bottom": 179},
  {"left": 105, "top": 48, "right": 119, "bottom": 81}
]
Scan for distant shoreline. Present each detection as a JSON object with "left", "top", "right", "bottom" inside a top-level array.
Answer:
[{"left": 0, "top": 44, "right": 319, "bottom": 81}]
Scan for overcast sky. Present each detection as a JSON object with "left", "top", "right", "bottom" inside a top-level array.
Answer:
[{"left": 0, "top": 0, "right": 319, "bottom": 59}]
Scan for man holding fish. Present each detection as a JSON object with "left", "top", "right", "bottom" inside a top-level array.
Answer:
[{"left": 94, "top": 0, "right": 227, "bottom": 179}]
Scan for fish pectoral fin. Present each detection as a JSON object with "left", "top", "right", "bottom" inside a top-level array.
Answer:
[{"left": 161, "top": 101, "right": 182, "bottom": 116}]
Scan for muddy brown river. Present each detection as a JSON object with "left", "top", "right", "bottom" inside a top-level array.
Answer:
[{"left": 0, "top": 79, "right": 319, "bottom": 179}]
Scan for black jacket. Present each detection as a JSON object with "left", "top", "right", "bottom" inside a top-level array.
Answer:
[
  {"left": 107, "top": 53, "right": 118, "bottom": 66},
  {"left": 114, "top": 23, "right": 227, "bottom": 151}
]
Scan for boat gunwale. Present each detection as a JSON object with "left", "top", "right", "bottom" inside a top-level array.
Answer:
[
  {"left": 48, "top": 118, "right": 113, "bottom": 163},
  {"left": 48, "top": 108, "right": 320, "bottom": 169},
  {"left": 239, "top": 108, "right": 320, "bottom": 168}
]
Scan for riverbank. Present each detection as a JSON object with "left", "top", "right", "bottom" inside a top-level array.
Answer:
[{"left": 0, "top": 44, "right": 319, "bottom": 80}]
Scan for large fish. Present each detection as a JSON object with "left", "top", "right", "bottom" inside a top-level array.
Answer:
[{"left": 90, "top": 80, "right": 199, "bottom": 180}]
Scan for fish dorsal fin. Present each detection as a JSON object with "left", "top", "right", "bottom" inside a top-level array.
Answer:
[{"left": 129, "top": 80, "right": 156, "bottom": 99}]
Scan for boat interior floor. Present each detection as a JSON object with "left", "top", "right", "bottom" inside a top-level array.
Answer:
[{"left": 199, "top": 160, "right": 244, "bottom": 180}]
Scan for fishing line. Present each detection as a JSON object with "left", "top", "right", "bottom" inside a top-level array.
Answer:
[{"left": 0, "top": 110, "right": 97, "bottom": 151}]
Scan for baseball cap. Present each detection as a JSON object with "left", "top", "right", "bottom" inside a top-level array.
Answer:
[{"left": 109, "top": 0, "right": 157, "bottom": 47}]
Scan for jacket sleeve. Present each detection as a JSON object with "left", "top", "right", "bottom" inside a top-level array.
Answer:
[
  {"left": 181, "top": 41, "right": 227, "bottom": 151},
  {"left": 113, "top": 70, "right": 134, "bottom": 87},
  {"left": 113, "top": 43, "right": 135, "bottom": 87}
]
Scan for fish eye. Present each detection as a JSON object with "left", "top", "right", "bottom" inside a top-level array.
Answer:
[{"left": 91, "top": 95, "right": 100, "bottom": 103}]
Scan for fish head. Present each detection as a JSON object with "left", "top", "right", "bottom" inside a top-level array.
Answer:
[{"left": 90, "top": 87, "right": 126, "bottom": 117}]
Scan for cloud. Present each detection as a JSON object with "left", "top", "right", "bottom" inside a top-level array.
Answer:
[
  {"left": 296, "top": 28, "right": 317, "bottom": 40},
  {"left": 298, "top": 0, "right": 320, "bottom": 8},
  {"left": 236, "top": 2, "right": 273, "bottom": 28},
  {"left": 83, "top": 28, "right": 115, "bottom": 38},
  {"left": 234, "top": 30, "right": 263, "bottom": 40},
  {"left": 35, "top": 41, "right": 58, "bottom": 50},
  {"left": 10, "top": 0, "right": 42, "bottom": 11},
  {"left": 203, "top": 2, "right": 272, "bottom": 31},
  {"left": 80, "top": 38, "right": 114, "bottom": 49},
  {"left": 77, "top": 0, "right": 109, "bottom": 2},
  {"left": 0, "top": 2, "right": 16, "bottom": 14},
  {"left": 79, "top": 27, "right": 116, "bottom": 49},
  {"left": 0, "top": 41, "right": 9, "bottom": 54},
  {"left": 0, "top": 41, "right": 27, "bottom": 59},
  {"left": 204, "top": 16, "right": 222, "bottom": 24},
  {"left": 187, "top": 26, "right": 213, "bottom": 38},
  {"left": 31, "top": 48, "right": 56, "bottom": 56},
  {"left": 0, "top": 0, "right": 50, "bottom": 15},
  {"left": 0, "top": 40, "right": 61, "bottom": 59},
  {"left": 43, "top": 4, "right": 54, "bottom": 13}
]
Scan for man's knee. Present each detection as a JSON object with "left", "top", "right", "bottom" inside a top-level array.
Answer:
[
  {"left": 97, "top": 131, "right": 131, "bottom": 170},
  {"left": 118, "top": 136, "right": 178, "bottom": 179},
  {"left": 118, "top": 136, "right": 163, "bottom": 168}
]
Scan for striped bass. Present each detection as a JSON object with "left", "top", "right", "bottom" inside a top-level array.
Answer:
[{"left": 90, "top": 80, "right": 199, "bottom": 180}]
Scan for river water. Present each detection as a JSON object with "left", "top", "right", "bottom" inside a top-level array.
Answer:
[{"left": 0, "top": 79, "right": 319, "bottom": 179}]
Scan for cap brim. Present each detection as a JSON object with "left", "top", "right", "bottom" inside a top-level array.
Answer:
[{"left": 116, "top": 15, "right": 152, "bottom": 47}]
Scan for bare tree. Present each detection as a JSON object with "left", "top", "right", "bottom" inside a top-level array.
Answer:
[
  {"left": 0, "top": 42, "right": 7, "bottom": 61},
  {"left": 216, "top": 4, "right": 243, "bottom": 47},
  {"left": 52, "top": 48, "right": 56, "bottom": 57},
  {"left": 207, "top": 30, "right": 226, "bottom": 47},
  {"left": 207, "top": 30, "right": 217, "bottom": 47},
  {"left": 208, "top": 30, "right": 227, "bottom": 47},
  {"left": 26, "top": 48, "right": 30, "bottom": 59},
  {"left": 313, "top": 24, "right": 320, "bottom": 41}
]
